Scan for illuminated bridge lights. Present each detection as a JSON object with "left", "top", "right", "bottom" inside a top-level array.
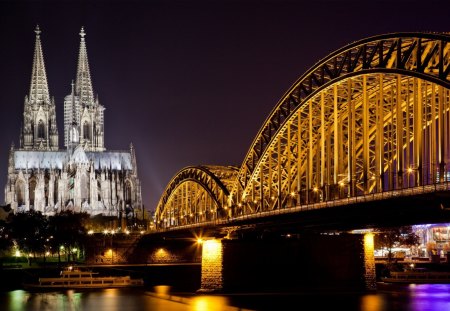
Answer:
[{"left": 156, "top": 33, "right": 450, "bottom": 230}]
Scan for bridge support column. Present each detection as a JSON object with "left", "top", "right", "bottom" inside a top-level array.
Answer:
[
  {"left": 198, "top": 239, "right": 223, "bottom": 292},
  {"left": 363, "top": 232, "right": 376, "bottom": 290},
  {"left": 197, "top": 233, "right": 377, "bottom": 292}
]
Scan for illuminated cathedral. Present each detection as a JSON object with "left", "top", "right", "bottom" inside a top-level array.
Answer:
[{"left": 4, "top": 26, "right": 142, "bottom": 217}]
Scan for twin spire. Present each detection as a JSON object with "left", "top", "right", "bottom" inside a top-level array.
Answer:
[
  {"left": 29, "top": 25, "right": 94, "bottom": 105},
  {"left": 23, "top": 25, "right": 103, "bottom": 151}
]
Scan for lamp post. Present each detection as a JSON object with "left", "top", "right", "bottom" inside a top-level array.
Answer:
[
  {"left": 407, "top": 167, "right": 414, "bottom": 188},
  {"left": 313, "top": 187, "right": 323, "bottom": 202}
]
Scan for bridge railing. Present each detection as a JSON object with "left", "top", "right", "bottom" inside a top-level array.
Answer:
[{"left": 154, "top": 181, "right": 450, "bottom": 232}]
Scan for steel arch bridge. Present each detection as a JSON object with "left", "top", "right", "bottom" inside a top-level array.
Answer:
[
  {"left": 156, "top": 32, "right": 450, "bottom": 230},
  {"left": 156, "top": 166, "right": 238, "bottom": 228}
]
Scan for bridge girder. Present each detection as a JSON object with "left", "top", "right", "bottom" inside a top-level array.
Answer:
[
  {"left": 155, "top": 166, "right": 238, "bottom": 229},
  {"left": 232, "top": 33, "right": 450, "bottom": 212},
  {"left": 156, "top": 32, "right": 450, "bottom": 229}
]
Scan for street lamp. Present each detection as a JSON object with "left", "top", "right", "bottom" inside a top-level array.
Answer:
[{"left": 313, "top": 187, "right": 323, "bottom": 202}]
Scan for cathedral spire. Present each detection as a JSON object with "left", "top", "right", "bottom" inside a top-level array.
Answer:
[
  {"left": 75, "top": 27, "right": 94, "bottom": 105},
  {"left": 29, "top": 25, "right": 50, "bottom": 104}
]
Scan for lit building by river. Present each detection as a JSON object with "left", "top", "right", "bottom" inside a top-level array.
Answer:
[{"left": 4, "top": 26, "right": 142, "bottom": 217}]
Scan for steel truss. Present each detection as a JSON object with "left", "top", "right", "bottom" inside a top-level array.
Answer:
[
  {"left": 155, "top": 166, "right": 238, "bottom": 229},
  {"left": 156, "top": 33, "right": 450, "bottom": 228}
]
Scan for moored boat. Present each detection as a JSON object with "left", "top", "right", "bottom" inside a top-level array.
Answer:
[
  {"left": 381, "top": 270, "right": 450, "bottom": 284},
  {"left": 23, "top": 266, "right": 144, "bottom": 290}
]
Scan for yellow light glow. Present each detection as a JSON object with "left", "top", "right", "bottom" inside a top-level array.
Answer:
[
  {"left": 45, "top": 251, "right": 50, "bottom": 256},
  {"left": 200, "top": 239, "right": 223, "bottom": 291},
  {"left": 407, "top": 167, "right": 413, "bottom": 173},
  {"left": 192, "top": 296, "right": 229, "bottom": 311},
  {"left": 88, "top": 230, "right": 94, "bottom": 235},
  {"left": 15, "top": 250, "right": 20, "bottom": 257},
  {"left": 363, "top": 232, "right": 376, "bottom": 290},
  {"left": 313, "top": 187, "right": 318, "bottom": 192},
  {"left": 154, "top": 248, "right": 170, "bottom": 261},
  {"left": 364, "top": 232, "right": 374, "bottom": 249},
  {"left": 154, "top": 285, "right": 170, "bottom": 296},
  {"left": 203, "top": 239, "right": 221, "bottom": 256},
  {"left": 125, "top": 230, "right": 130, "bottom": 235},
  {"left": 197, "top": 238, "right": 204, "bottom": 244},
  {"left": 290, "top": 192, "right": 296, "bottom": 197}
]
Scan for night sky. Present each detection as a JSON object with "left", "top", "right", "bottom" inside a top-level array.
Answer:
[{"left": 1, "top": 0, "right": 450, "bottom": 213}]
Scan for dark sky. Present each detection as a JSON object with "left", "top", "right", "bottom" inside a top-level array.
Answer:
[{"left": 1, "top": 0, "right": 449, "bottom": 212}]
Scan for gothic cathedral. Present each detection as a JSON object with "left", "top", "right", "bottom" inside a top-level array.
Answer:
[{"left": 4, "top": 26, "right": 142, "bottom": 217}]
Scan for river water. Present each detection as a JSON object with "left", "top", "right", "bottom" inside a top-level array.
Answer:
[{"left": 1, "top": 284, "right": 450, "bottom": 311}]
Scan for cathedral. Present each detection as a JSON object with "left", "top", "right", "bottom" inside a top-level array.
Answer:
[{"left": 3, "top": 26, "right": 142, "bottom": 217}]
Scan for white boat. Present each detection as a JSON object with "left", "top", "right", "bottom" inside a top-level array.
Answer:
[
  {"left": 381, "top": 270, "right": 450, "bottom": 284},
  {"left": 24, "top": 266, "right": 144, "bottom": 289}
]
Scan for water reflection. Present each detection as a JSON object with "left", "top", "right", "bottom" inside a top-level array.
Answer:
[
  {"left": 408, "top": 284, "right": 450, "bottom": 311},
  {"left": 1, "top": 284, "right": 450, "bottom": 311},
  {"left": 7, "top": 290, "right": 82, "bottom": 311},
  {"left": 360, "top": 294, "right": 385, "bottom": 311},
  {"left": 191, "top": 296, "right": 230, "bottom": 311}
]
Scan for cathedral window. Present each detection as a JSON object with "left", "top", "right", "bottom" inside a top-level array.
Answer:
[
  {"left": 125, "top": 181, "right": 132, "bottom": 205},
  {"left": 37, "top": 120, "right": 45, "bottom": 139},
  {"left": 83, "top": 121, "right": 90, "bottom": 140},
  {"left": 16, "top": 181, "right": 25, "bottom": 206},
  {"left": 80, "top": 174, "right": 89, "bottom": 202},
  {"left": 29, "top": 178, "right": 37, "bottom": 207}
]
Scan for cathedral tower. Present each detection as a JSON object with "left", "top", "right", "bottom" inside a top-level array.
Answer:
[
  {"left": 21, "top": 25, "right": 59, "bottom": 150},
  {"left": 64, "top": 27, "right": 105, "bottom": 151},
  {"left": 5, "top": 26, "right": 142, "bottom": 221}
]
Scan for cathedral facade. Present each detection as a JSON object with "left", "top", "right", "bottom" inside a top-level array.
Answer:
[{"left": 4, "top": 26, "right": 142, "bottom": 217}]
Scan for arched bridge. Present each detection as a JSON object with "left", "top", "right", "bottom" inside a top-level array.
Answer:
[{"left": 156, "top": 32, "right": 450, "bottom": 231}]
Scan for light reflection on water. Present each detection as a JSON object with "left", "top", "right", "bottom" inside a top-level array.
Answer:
[
  {"left": 407, "top": 284, "right": 450, "bottom": 311},
  {"left": 1, "top": 284, "right": 450, "bottom": 311}
]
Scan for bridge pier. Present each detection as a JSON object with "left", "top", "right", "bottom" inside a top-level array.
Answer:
[
  {"left": 198, "top": 239, "right": 224, "bottom": 292},
  {"left": 198, "top": 232, "right": 376, "bottom": 293}
]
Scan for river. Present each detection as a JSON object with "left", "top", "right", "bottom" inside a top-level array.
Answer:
[{"left": 1, "top": 284, "right": 450, "bottom": 311}]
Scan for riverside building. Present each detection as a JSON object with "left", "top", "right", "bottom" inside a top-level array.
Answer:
[{"left": 4, "top": 26, "right": 142, "bottom": 218}]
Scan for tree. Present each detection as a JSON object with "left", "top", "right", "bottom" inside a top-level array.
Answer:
[
  {"left": 47, "top": 211, "right": 89, "bottom": 263},
  {"left": 0, "top": 220, "right": 13, "bottom": 262},
  {"left": 374, "top": 226, "right": 420, "bottom": 262},
  {"left": 9, "top": 210, "right": 48, "bottom": 265}
]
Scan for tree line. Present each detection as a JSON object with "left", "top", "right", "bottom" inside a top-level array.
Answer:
[{"left": 0, "top": 210, "right": 89, "bottom": 265}]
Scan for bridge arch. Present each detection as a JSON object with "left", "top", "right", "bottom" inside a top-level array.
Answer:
[
  {"left": 155, "top": 166, "right": 238, "bottom": 228},
  {"left": 156, "top": 32, "right": 450, "bottom": 228},
  {"left": 231, "top": 32, "right": 450, "bottom": 215}
]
